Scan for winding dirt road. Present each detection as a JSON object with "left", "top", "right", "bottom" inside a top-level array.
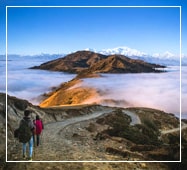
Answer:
[
  {"left": 34, "top": 107, "right": 142, "bottom": 161},
  {"left": 10, "top": 106, "right": 144, "bottom": 161},
  {"left": 161, "top": 123, "right": 187, "bottom": 135},
  {"left": 122, "top": 110, "right": 141, "bottom": 125},
  {"left": 44, "top": 107, "right": 114, "bottom": 139}
]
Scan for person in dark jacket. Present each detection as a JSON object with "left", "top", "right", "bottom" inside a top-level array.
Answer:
[
  {"left": 33, "top": 115, "right": 44, "bottom": 146},
  {"left": 19, "top": 110, "right": 35, "bottom": 161}
]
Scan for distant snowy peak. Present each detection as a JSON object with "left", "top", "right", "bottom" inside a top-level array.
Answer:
[
  {"left": 99, "top": 46, "right": 147, "bottom": 57},
  {"left": 84, "top": 46, "right": 186, "bottom": 66},
  {"left": 98, "top": 46, "right": 180, "bottom": 59},
  {"left": 84, "top": 48, "right": 97, "bottom": 52},
  {"left": 152, "top": 51, "right": 177, "bottom": 59}
]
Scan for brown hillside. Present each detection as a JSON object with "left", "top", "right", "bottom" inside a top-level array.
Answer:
[
  {"left": 31, "top": 51, "right": 165, "bottom": 74},
  {"left": 31, "top": 51, "right": 107, "bottom": 73},
  {"left": 87, "top": 55, "right": 163, "bottom": 73}
]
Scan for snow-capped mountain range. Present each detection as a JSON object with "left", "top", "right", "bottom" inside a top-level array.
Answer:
[
  {"left": 84, "top": 46, "right": 186, "bottom": 66},
  {"left": 85, "top": 46, "right": 187, "bottom": 66},
  {"left": 2, "top": 46, "right": 186, "bottom": 66}
]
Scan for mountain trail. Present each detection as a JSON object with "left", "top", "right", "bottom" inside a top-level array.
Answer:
[
  {"left": 122, "top": 110, "right": 141, "bottom": 125},
  {"left": 30, "top": 108, "right": 142, "bottom": 161},
  {"left": 161, "top": 123, "right": 187, "bottom": 135},
  {"left": 9, "top": 107, "right": 115, "bottom": 161}
]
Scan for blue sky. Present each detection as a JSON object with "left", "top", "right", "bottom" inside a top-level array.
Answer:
[{"left": 0, "top": 0, "right": 186, "bottom": 56}]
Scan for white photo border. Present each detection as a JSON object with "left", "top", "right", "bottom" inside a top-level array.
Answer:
[{"left": 6, "top": 5, "right": 182, "bottom": 163}]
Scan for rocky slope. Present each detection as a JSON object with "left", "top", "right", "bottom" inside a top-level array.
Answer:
[
  {"left": 1, "top": 93, "right": 187, "bottom": 169},
  {"left": 30, "top": 50, "right": 165, "bottom": 74}
]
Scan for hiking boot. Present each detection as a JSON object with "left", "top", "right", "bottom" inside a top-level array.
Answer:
[{"left": 28, "top": 157, "right": 32, "bottom": 161}]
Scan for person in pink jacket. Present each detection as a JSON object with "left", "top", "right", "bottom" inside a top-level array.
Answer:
[{"left": 33, "top": 115, "right": 44, "bottom": 146}]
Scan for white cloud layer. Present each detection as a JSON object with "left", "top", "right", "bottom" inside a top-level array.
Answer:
[
  {"left": 80, "top": 66, "right": 187, "bottom": 119},
  {"left": 0, "top": 52, "right": 186, "bottom": 119}
]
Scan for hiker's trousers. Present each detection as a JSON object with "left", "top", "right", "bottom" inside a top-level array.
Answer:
[
  {"left": 33, "top": 134, "right": 40, "bottom": 146},
  {"left": 22, "top": 136, "right": 33, "bottom": 157}
]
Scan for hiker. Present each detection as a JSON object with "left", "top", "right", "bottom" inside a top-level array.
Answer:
[
  {"left": 33, "top": 115, "right": 44, "bottom": 147},
  {"left": 18, "top": 110, "right": 35, "bottom": 161}
]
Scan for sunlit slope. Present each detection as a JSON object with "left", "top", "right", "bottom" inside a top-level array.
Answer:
[{"left": 39, "top": 79, "right": 99, "bottom": 107}]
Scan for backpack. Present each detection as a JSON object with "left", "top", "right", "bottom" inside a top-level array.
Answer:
[{"left": 18, "top": 119, "right": 32, "bottom": 143}]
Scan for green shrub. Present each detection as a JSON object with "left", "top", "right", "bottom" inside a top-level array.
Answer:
[
  {"left": 142, "top": 118, "right": 158, "bottom": 131},
  {"left": 102, "top": 110, "right": 161, "bottom": 145}
]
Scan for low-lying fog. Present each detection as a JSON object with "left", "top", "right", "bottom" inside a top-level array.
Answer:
[
  {"left": 79, "top": 66, "right": 186, "bottom": 119},
  {"left": 71, "top": 66, "right": 187, "bottom": 118},
  {"left": 0, "top": 56, "right": 186, "bottom": 118},
  {"left": 0, "top": 56, "right": 76, "bottom": 104}
]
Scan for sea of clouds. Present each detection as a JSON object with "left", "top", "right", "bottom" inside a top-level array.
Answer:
[
  {"left": 0, "top": 55, "right": 186, "bottom": 119},
  {"left": 79, "top": 66, "right": 186, "bottom": 119},
  {"left": 0, "top": 55, "right": 76, "bottom": 104}
]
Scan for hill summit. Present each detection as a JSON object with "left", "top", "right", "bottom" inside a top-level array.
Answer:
[{"left": 31, "top": 50, "right": 165, "bottom": 74}]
